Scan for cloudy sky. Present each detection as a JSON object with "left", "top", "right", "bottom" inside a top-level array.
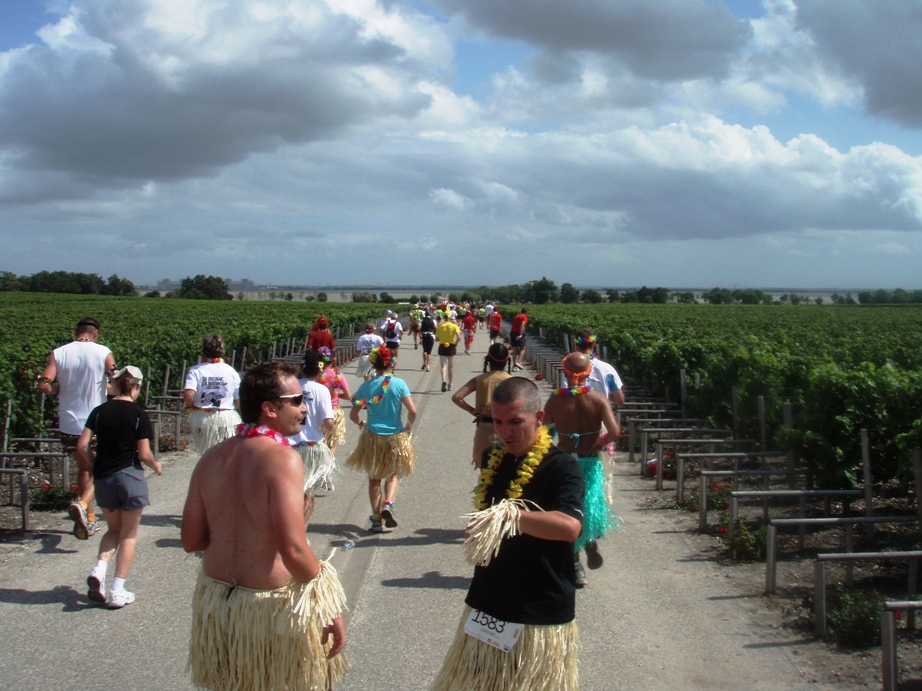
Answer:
[{"left": 1, "top": 0, "right": 921, "bottom": 289}]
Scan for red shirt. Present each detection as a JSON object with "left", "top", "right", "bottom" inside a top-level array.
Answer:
[
  {"left": 309, "top": 330, "right": 335, "bottom": 352},
  {"left": 511, "top": 313, "right": 528, "bottom": 333},
  {"left": 488, "top": 312, "right": 502, "bottom": 330},
  {"left": 462, "top": 314, "right": 476, "bottom": 331}
]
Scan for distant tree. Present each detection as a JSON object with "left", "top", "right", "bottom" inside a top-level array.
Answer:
[
  {"left": 524, "top": 277, "right": 558, "bottom": 304},
  {"left": 0, "top": 271, "right": 22, "bottom": 291},
  {"left": 635, "top": 286, "right": 670, "bottom": 304},
  {"left": 379, "top": 292, "right": 395, "bottom": 303},
  {"left": 353, "top": 291, "right": 378, "bottom": 303},
  {"left": 461, "top": 290, "right": 481, "bottom": 303},
  {"left": 429, "top": 293, "right": 440, "bottom": 303},
  {"left": 284, "top": 292, "right": 294, "bottom": 301},
  {"left": 305, "top": 295, "right": 316, "bottom": 302},
  {"left": 620, "top": 290, "right": 638, "bottom": 303},
  {"left": 606, "top": 289, "right": 620, "bottom": 303},
  {"left": 237, "top": 292, "right": 245, "bottom": 300},
  {"left": 25, "top": 270, "right": 106, "bottom": 295},
  {"left": 703, "top": 288, "right": 734, "bottom": 305},
  {"left": 814, "top": 297, "right": 823, "bottom": 305},
  {"left": 409, "top": 295, "right": 419, "bottom": 304},
  {"left": 317, "top": 292, "right": 328, "bottom": 302},
  {"left": 448, "top": 292, "right": 463, "bottom": 303},
  {"left": 581, "top": 288, "right": 604, "bottom": 303},
  {"left": 560, "top": 283, "right": 580, "bottom": 304},
  {"left": 106, "top": 274, "right": 136, "bottom": 296},
  {"left": 177, "top": 275, "right": 232, "bottom": 300},
  {"left": 845, "top": 292, "right": 856, "bottom": 305},
  {"left": 268, "top": 291, "right": 278, "bottom": 301},
  {"left": 672, "top": 291, "right": 697, "bottom": 304},
  {"left": 143, "top": 290, "right": 161, "bottom": 298}
]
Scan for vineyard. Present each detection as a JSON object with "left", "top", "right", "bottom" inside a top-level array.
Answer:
[
  {"left": 521, "top": 303, "right": 922, "bottom": 489},
  {"left": 0, "top": 292, "right": 385, "bottom": 438}
]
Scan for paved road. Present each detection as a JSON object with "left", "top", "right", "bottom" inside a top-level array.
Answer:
[{"left": 0, "top": 329, "right": 844, "bottom": 690}]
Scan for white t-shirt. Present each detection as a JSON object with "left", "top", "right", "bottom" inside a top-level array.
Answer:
[
  {"left": 54, "top": 340, "right": 112, "bottom": 435},
  {"left": 559, "top": 356, "right": 623, "bottom": 398},
  {"left": 357, "top": 333, "right": 384, "bottom": 356},
  {"left": 287, "top": 379, "right": 334, "bottom": 444},
  {"left": 485, "top": 304, "right": 494, "bottom": 317},
  {"left": 380, "top": 319, "right": 403, "bottom": 342},
  {"left": 184, "top": 361, "right": 241, "bottom": 410}
]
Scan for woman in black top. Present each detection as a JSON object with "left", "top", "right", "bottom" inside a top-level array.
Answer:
[{"left": 76, "top": 366, "right": 162, "bottom": 608}]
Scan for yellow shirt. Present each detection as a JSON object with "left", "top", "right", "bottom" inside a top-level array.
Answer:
[{"left": 436, "top": 321, "right": 461, "bottom": 346}]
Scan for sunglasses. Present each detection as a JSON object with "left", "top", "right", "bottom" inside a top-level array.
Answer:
[{"left": 276, "top": 393, "right": 305, "bottom": 406}]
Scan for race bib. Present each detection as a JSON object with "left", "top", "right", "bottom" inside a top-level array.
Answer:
[{"left": 464, "top": 608, "right": 523, "bottom": 652}]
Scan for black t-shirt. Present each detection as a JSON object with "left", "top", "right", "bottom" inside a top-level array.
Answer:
[
  {"left": 465, "top": 445, "right": 584, "bottom": 625},
  {"left": 420, "top": 316, "right": 436, "bottom": 333},
  {"left": 85, "top": 400, "right": 153, "bottom": 479}
]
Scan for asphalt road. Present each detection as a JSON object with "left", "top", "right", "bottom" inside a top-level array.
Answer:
[{"left": 0, "top": 329, "right": 846, "bottom": 690}]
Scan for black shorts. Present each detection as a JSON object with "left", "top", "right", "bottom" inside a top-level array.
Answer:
[
  {"left": 421, "top": 334, "right": 435, "bottom": 354},
  {"left": 489, "top": 329, "right": 500, "bottom": 340},
  {"left": 385, "top": 340, "right": 400, "bottom": 351},
  {"left": 438, "top": 343, "right": 457, "bottom": 357},
  {"left": 95, "top": 466, "right": 150, "bottom": 512},
  {"left": 510, "top": 333, "right": 526, "bottom": 348}
]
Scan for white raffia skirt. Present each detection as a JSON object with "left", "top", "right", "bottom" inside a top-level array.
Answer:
[
  {"left": 188, "top": 409, "right": 242, "bottom": 454},
  {"left": 294, "top": 442, "right": 336, "bottom": 494},
  {"left": 324, "top": 408, "right": 347, "bottom": 448},
  {"left": 345, "top": 429, "right": 415, "bottom": 480},
  {"left": 430, "top": 605, "right": 579, "bottom": 691},
  {"left": 188, "top": 562, "right": 349, "bottom": 691}
]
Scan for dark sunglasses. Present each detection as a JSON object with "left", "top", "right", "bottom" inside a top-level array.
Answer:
[{"left": 276, "top": 393, "right": 305, "bottom": 406}]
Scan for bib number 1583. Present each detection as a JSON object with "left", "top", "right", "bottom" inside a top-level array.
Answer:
[{"left": 464, "top": 609, "right": 523, "bottom": 652}]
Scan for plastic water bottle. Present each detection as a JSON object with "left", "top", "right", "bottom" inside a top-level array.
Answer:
[{"left": 342, "top": 539, "right": 355, "bottom": 551}]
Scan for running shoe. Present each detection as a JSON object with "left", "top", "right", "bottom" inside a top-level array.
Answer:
[
  {"left": 87, "top": 568, "right": 106, "bottom": 603},
  {"left": 69, "top": 501, "right": 89, "bottom": 540},
  {"left": 441, "top": 382, "right": 447, "bottom": 392},
  {"left": 380, "top": 502, "right": 398, "bottom": 528},
  {"left": 107, "top": 589, "right": 136, "bottom": 609},
  {"left": 87, "top": 521, "right": 102, "bottom": 536},
  {"left": 370, "top": 516, "right": 387, "bottom": 533},
  {"left": 585, "top": 541, "right": 604, "bottom": 570},
  {"left": 574, "top": 561, "right": 587, "bottom": 588},
  {"left": 447, "top": 384, "right": 453, "bottom": 391}
]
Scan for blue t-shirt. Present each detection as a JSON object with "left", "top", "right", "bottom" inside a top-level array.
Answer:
[{"left": 354, "top": 375, "right": 411, "bottom": 435}]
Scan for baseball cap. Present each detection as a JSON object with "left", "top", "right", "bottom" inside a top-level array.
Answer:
[{"left": 111, "top": 365, "right": 143, "bottom": 381}]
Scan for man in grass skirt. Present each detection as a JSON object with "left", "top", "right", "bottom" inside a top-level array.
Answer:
[
  {"left": 431, "top": 378, "right": 584, "bottom": 691},
  {"left": 544, "top": 352, "right": 622, "bottom": 588},
  {"left": 182, "top": 361, "right": 347, "bottom": 691}
]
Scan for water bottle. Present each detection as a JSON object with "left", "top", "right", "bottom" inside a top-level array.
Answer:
[{"left": 342, "top": 539, "right": 355, "bottom": 551}]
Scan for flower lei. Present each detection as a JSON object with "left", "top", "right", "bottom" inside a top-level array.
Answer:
[
  {"left": 352, "top": 375, "right": 391, "bottom": 408},
  {"left": 204, "top": 358, "right": 223, "bottom": 364},
  {"left": 235, "top": 423, "right": 291, "bottom": 446},
  {"left": 473, "top": 426, "right": 552, "bottom": 510},
  {"left": 574, "top": 335, "right": 597, "bottom": 348},
  {"left": 552, "top": 386, "right": 592, "bottom": 396}
]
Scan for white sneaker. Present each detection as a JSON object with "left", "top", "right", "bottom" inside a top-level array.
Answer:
[
  {"left": 108, "top": 589, "right": 136, "bottom": 609},
  {"left": 87, "top": 567, "right": 106, "bottom": 603}
]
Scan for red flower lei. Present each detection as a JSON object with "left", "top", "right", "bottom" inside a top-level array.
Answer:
[
  {"left": 235, "top": 423, "right": 291, "bottom": 446},
  {"left": 352, "top": 375, "right": 391, "bottom": 408}
]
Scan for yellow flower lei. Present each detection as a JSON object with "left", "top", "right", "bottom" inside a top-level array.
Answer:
[{"left": 473, "top": 426, "right": 552, "bottom": 510}]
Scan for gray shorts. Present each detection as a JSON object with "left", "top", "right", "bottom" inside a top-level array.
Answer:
[{"left": 94, "top": 466, "right": 150, "bottom": 512}]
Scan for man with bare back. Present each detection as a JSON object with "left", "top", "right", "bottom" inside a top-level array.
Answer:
[
  {"left": 181, "top": 360, "right": 347, "bottom": 690},
  {"left": 544, "top": 352, "right": 622, "bottom": 588}
]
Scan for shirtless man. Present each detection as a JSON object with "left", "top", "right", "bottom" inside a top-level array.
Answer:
[
  {"left": 181, "top": 361, "right": 346, "bottom": 690},
  {"left": 544, "top": 352, "right": 621, "bottom": 587}
]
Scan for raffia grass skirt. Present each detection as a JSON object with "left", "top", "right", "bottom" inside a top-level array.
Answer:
[
  {"left": 188, "top": 409, "right": 242, "bottom": 454},
  {"left": 430, "top": 605, "right": 579, "bottom": 691},
  {"left": 188, "top": 562, "right": 349, "bottom": 691},
  {"left": 573, "top": 453, "right": 623, "bottom": 553},
  {"left": 345, "top": 428, "right": 415, "bottom": 480},
  {"left": 472, "top": 422, "right": 499, "bottom": 467},
  {"left": 324, "top": 408, "right": 347, "bottom": 448},
  {"left": 295, "top": 442, "right": 336, "bottom": 494}
]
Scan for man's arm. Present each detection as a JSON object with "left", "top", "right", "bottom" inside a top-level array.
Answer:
[
  {"left": 518, "top": 510, "right": 582, "bottom": 542},
  {"left": 401, "top": 395, "right": 417, "bottom": 432},
  {"left": 266, "top": 447, "right": 321, "bottom": 583},
  {"left": 600, "top": 396, "right": 621, "bottom": 438},
  {"left": 37, "top": 353, "right": 58, "bottom": 395},
  {"left": 181, "top": 462, "right": 210, "bottom": 552}
]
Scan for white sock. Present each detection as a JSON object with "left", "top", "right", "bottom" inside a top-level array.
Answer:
[
  {"left": 111, "top": 577, "right": 126, "bottom": 593},
  {"left": 94, "top": 560, "right": 107, "bottom": 575}
]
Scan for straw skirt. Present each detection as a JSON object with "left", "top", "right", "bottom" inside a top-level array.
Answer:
[
  {"left": 345, "top": 428, "right": 415, "bottom": 479},
  {"left": 188, "top": 409, "right": 241, "bottom": 454}
]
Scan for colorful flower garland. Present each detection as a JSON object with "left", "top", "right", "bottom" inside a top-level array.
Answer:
[
  {"left": 552, "top": 385, "right": 592, "bottom": 396},
  {"left": 473, "top": 426, "right": 552, "bottom": 510},
  {"left": 574, "top": 334, "right": 597, "bottom": 348},
  {"left": 235, "top": 423, "right": 291, "bottom": 446},
  {"left": 352, "top": 375, "right": 391, "bottom": 408}
]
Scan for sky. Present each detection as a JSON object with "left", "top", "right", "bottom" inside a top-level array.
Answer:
[{"left": 1, "top": 0, "right": 921, "bottom": 290}]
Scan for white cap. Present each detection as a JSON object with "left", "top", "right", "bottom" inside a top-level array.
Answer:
[{"left": 111, "top": 365, "right": 143, "bottom": 381}]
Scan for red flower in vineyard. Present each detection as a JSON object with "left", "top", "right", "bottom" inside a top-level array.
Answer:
[
  {"left": 43, "top": 483, "right": 50, "bottom": 490},
  {"left": 70, "top": 485, "right": 79, "bottom": 493}
]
